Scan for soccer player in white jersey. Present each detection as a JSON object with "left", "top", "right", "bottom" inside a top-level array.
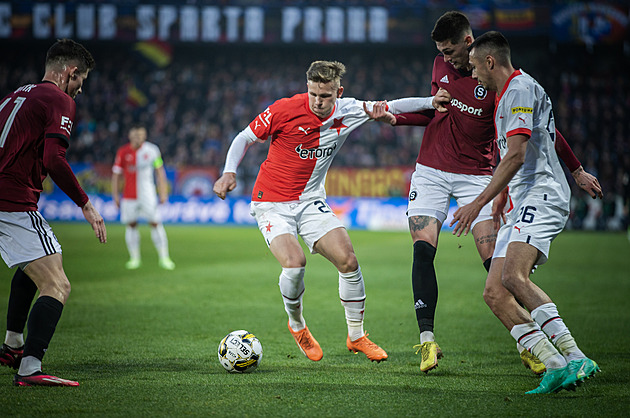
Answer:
[
  {"left": 214, "top": 60, "right": 450, "bottom": 362},
  {"left": 112, "top": 125, "right": 175, "bottom": 270},
  {"left": 451, "top": 31, "right": 600, "bottom": 394}
]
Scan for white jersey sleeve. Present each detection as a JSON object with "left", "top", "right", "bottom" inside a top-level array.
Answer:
[
  {"left": 387, "top": 97, "right": 435, "bottom": 114},
  {"left": 223, "top": 126, "right": 258, "bottom": 174}
]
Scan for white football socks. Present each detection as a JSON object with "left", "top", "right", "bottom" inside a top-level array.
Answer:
[
  {"left": 5, "top": 330, "right": 24, "bottom": 348},
  {"left": 510, "top": 322, "right": 566, "bottom": 369},
  {"left": 18, "top": 356, "right": 41, "bottom": 377},
  {"left": 420, "top": 331, "right": 435, "bottom": 344},
  {"left": 125, "top": 226, "right": 141, "bottom": 260},
  {"left": 339, "top": 268, "right": 366, "bottom": 341},
  {"left": 151, "top": 224, "right": 170, "bottom": 259},
  {"left": 279, "top": 267, "right": 306, "bottom": 332},
  {"left": 531, "top": 302, "right": 585, "bottom": 361}
]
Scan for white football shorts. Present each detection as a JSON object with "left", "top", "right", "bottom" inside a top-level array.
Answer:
[
  {"left": 250, "top": 199, "right": 345, "bottom": 254},
  {"left": 407, "top": 163, "right": 493, "bottom": 228},
  {"left": 120, "top": 197, "right": 160, "bottom": 224},
  {"left": 0, "top": 211, "right": 62, "bottom": 269},
  {"left": 493, "top": 196, "right": 568, "bottom": 265}
]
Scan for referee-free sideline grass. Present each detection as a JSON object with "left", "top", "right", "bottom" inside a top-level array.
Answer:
[{"left": 1, "top": 223, "right": 628, "bottom": 416}]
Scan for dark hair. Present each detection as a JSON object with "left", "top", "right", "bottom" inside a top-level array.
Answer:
[
  {"left": 431, "top": 11, "right": 472, "bottom": 44},
  {"left": 129, "top": 123, "right": 145, "bottom": 131},
  {"left": 306, "top": 60, "right": 346, "bottom": 87},
  {"left": 45, "top": 39, "right": 95, "bottom": 74},
  {"left": 468, "top": 31, "right": 511, "bottom": 66}
]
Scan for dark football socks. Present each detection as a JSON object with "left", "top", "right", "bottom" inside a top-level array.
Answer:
[
  {"left": 412, "top": 241, "right": 438, "bottom": 333},
  {"left": 23, "top": 296, "right": 64, "bottom": 361},
  {"left": 7, "top": 268, "right": 38, "bottom": 334}
]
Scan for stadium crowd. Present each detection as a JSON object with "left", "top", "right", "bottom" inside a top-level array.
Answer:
[{"left": 0, "top": 41, "right": 627, "bottom": 230}]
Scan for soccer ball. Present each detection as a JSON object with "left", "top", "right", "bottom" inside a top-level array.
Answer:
[{"left": 217, "top": 330, "right": 263, "bottom": 373}]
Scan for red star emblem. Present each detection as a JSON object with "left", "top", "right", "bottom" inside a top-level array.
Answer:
[
  {"left": 329, "top": 117, "right": 347, "bottom": 135},
  {"left": 265, "top": 222, "right": 273, "bottom": 232}
]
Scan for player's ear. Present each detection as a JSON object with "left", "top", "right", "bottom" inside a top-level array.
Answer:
[
  {"left": 337, "top": 86, "right": 344, "bottom": 98},
  {"left": 487, "top": 55, "right": 494, "bottom": 70},
  {"left": 68, "top": 66, "right": 79, "bottom": 80}
]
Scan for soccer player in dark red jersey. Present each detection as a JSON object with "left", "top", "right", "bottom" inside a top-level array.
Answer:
[
  {"left": 0, "top": 39, "right": 106, "bottom": 387},
  {"left": 367, "top": 11, "right": 602, "bottom": 374}
]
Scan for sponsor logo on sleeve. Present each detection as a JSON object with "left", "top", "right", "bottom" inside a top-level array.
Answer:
[
  {"left": 511, "top": 107, "right": 533, "bottom": 114},
  {"left": 254, "top": 107, "right": 272, "bottom": 131},
  {"left": 60, "top": 116, "right": 73, "bottom": 135}
]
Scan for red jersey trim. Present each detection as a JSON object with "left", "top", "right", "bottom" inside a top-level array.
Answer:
[
  {"left": 506, "top": 128, "right": 531, "bottom": 138},
  {"left": 497, "top": 70, "right": 522, "bottom": 100}
]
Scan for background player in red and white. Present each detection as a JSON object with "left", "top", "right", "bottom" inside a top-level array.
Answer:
[
  {"left": 214, "top": 60, "right": 449, "bottom": 363},
  {"left": 112, "top": 125, "right": 175, "bottom": 270},
  {"left": 367, "top": 11, "right": 602, "bottom": 374},
  {"left": 451, "top": 30, "right": 600, "bottom": 394},
  {"left": 0, "top": 39, "right": 106, "bottom": 387}
]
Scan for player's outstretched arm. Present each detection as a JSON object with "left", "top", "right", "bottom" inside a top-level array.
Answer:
[
  {"left": 572, "top": 166, "right": 603, "bottom": 199},
  {"left": 363, "top": 101, "right": 396, "bottom": 125},
  {"left": 213, "top": 172, "right": 237, "bottom": 200},
  {"left": 82, "top": 200, "right": 107, "bottom": 243}
]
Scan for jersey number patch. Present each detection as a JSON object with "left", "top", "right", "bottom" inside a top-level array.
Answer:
[{"left": 0, "top": 96, "right": 26, "bottom": 148}]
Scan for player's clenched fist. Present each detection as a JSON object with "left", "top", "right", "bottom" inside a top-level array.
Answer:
[
  {"left": 433, "top": 88, "right": 451, "bottom": 112},
  {"left": 213, "top": 172, "right": 237, "bottom": 200}
]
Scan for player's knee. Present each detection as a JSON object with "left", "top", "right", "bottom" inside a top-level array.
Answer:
[
  {"left": 281, "top": 254, "right": 306, "bottom": 268},
  {"left": 413, "top": 240, "right": 437, "bottom": 263},
  {"left": 42, "top": 275, "right": 71, "bottom": 304},
  {"left": 483, "top": 284, "right": 500, "bottom": 310},
  {"left": 336, "top": 253, "right": 358, "bottom": 273}
]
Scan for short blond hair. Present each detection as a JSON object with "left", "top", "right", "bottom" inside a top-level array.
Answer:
[{"left": 306, "top": 61, "right": 346, "bottom": 88}]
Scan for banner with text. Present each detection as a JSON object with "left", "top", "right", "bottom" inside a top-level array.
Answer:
[
  {"left": 1, "top": 1, "right": 615, "bottom": 45},
  {"left": 37, "top": 194, "right": 458, "bottom": 232}
]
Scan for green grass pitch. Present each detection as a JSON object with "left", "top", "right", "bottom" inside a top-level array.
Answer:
[{"left": 1, "top": 223, "right": 629, "bottom": 416}]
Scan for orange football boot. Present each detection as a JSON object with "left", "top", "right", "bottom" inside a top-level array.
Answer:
[
  {"left": 346, "top": 333, "right": 388, "bottom": 362},
  {"left": 288, "top": 322, "right": 323, "bottom": 361}
]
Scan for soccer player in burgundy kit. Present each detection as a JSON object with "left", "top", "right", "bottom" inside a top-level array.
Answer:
[
  {"left": 367, "top": 11, "right": 602, "bottom": 374},
  {"left": 112, "top": 124, "right": 175, "bottom": 270},
  {"left": 452, "top": 30, "right": 600, "bottom": 394},
  {"left": 0, "top": 39, "right": 106, "bottom": 386},
  {"left": 214, "top": 60, "right": 450, "bottom": 362}
]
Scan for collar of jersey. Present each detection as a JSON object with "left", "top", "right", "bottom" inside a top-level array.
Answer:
[{"left": 497, "top": 69, "right": 522, "bottom": 100}]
